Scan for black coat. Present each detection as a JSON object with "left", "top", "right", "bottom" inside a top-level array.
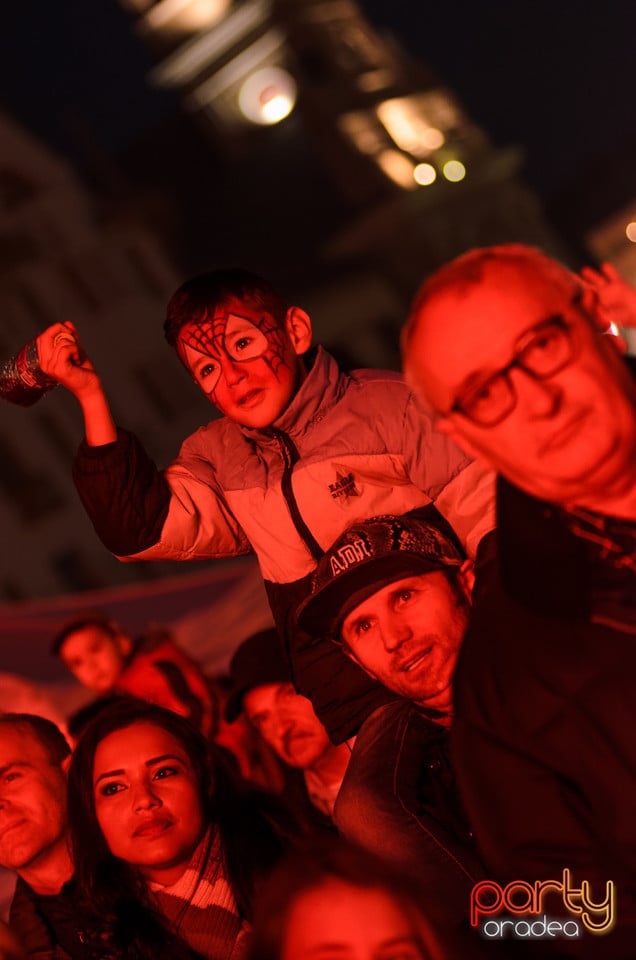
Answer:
[{"left": 452, "top": 495, "right": 636, "bottom": 958}]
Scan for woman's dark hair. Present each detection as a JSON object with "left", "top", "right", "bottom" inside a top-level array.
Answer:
[
  {"left": 68, "top": 696, "right": 301, "bottom": 960},
  {"left": 66, "top": 694, "right": 129, "bottom": 742},
  {"left": 247, "top": 836, "right": 447, "bottom": 960},
  {"left": 164, "top": 268, "right": 289, "bottom": 347}
]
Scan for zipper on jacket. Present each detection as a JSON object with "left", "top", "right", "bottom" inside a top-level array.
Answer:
[{"left": 266, "top": 427, "right": 324, "bottom": 562}]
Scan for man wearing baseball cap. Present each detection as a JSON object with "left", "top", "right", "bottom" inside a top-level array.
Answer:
[
  {"left": 297, "top": 513, "right": 485, "bottom": 930},
  {"left": 225, "top": 628, "right": 352, "bottom": 821}
]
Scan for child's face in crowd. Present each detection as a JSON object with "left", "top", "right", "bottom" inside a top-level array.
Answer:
[
  {"left": 60, "top": 626, "right": 130, "bottom": 694},
  {"left": 177, "top": 297, "right": 312, "bottom": 429},
  {"left": 280, "top": 879, "right": 429, "bottom": 960},
  {"left": 243, "top": 682, "right": 333, "bottom": 770},
  {"left": 92, "top": 722, "right": 205, "bottom": 886}
]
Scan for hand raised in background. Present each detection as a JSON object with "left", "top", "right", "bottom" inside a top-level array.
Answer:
[
  {"left": 580, "top": 262, "right": 636, "bottom": 347},
  {"left": 36, "top": 320, "right": 117, "bottom": 446},
  {"left": 36, "top": 320, "right": 99, "bottom": 398}
]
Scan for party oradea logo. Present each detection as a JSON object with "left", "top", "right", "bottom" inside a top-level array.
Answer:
[{"left": 470, "top": 869, "right": 615, "bottom": 941}]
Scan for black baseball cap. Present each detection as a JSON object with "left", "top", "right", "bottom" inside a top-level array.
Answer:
[
  {"left": 224, "top": 627, "right": 292, "bottom": 723},
  {"left": 297, "top": 514, "right": 464, "bottom": 640}
]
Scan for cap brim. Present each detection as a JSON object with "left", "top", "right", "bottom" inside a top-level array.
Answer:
[{"left": 297, "top": 552, "right": 460, "bottom": 640}]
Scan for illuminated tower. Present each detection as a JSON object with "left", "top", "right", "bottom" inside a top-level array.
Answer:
[
  {"left": 115, "top": 0, "right": 569, "bottom": 365},
  {"left": 118, "top": 0, "right": 299, "bottom": 142},
  {"left": 119, "top": 0, "right": 567, "bottom": 272},
  {"left": 271, "top": 0, "right": 569, "bottom": 283}
]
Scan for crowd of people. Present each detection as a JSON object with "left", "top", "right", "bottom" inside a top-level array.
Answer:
[{"left": 0, "top": 244, "right": 634, "bottom": 959}]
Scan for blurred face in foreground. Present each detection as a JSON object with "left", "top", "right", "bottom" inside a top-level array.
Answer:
[
  {"left": 404, "top": 257, "right": 636, "bottom": 507},
  {"left": 280, "top": 879, "right": 433, "bottom": 960},
  {"left": 93, "top": 722, "right": 205, "bottom": 885},
  {"left": 341, "top": 570, "right": 470, "bottom": 714},
  {"left": 177, "top": 298, "right": 312, "bottom": 429},
  {"left": 243, "top": 682, "right": 333, "bottom": 770}
]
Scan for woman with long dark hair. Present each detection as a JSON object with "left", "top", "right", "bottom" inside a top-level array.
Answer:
[{"left": 67, "top": 697, "right": 301, "bottom": 960}]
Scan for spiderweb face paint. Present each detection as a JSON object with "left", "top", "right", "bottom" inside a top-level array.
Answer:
[{"left": 179, "top": 310, "right": 289, "bottom": 396}]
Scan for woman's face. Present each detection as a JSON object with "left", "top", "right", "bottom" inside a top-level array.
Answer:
[
  {"left": 92, "top": 722, "right": 205, "bottom": 885},
  {"left": 280, "top": 879, "right": 431, "bottom": 960}
]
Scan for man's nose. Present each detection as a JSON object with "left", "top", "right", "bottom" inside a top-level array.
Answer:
[
  {"left": 511, "top": 367, "right": 562, "bottom": 419},
  {"left": 382, "top": 618, "right": 413, "bottom": 653},
  {"left": 270, "top": 713, "right": 290, "bottom": 744}
]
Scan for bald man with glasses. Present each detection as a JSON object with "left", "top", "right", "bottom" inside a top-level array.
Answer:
[{"left": 401, "top": 245, "right": 636, "bottom": 959}]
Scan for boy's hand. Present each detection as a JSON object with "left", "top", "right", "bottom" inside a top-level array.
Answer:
[
  {"left": 36, "top": 321, "right": 117, "bottom": 445},
  {"left": 36, "top": 321, "right": 100, "bottom": 398},
  {"left": 580, "top": 263, "right": 636, "bottom": 343}
]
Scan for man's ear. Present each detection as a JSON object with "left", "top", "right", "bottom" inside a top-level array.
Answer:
[
  {"left": 458, "top": 558, "right": 475, "bottom": 598},
  {"left": 285, "top": 307, "right": 313, "bottom": 355}
]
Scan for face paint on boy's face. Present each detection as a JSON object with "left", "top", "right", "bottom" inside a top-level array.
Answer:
[
  {"left": 178, "top": 310, "right": 288, "bottom": 396},
  {"left": 177, "top": 302, "right": 301, "bottom": 427}
]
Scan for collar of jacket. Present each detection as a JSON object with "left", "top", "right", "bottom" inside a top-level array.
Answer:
[
  {"left": 496, "top": 476, "right": 591, "bottom": 618},
  {"left": 240, "top": 346, "right": 348, "bottom": 446}
]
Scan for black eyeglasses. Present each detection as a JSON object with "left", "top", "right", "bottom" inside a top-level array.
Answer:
[{"left": 449, "top": 317, "right": 575, "bottom": 427}]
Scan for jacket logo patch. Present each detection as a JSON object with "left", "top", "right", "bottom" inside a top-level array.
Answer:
[
  {"left": 329, "top": 469, "right": 360, "bottom": 503},
  {"left": 330, "top": 538, "right": 372, "bottom": 575}
]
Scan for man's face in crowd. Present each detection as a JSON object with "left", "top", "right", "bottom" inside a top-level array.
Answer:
[
  {"left": 0, "top": 727, "right": 67, "bottom": 876},
  {"left": 177, "top": 297, "right": 310, "bottom": 429},
  {"left": 243, "top": 682, "right": 334, "bottom": 770},
  {"left": 341, "top": 571, "right": 470, "bottom": 712},
  {"left": 59, "top": 626, "right": 130, "bottom": 694},
  {"left": 404, "top": 261, "right": 636, "bottom": 506}
]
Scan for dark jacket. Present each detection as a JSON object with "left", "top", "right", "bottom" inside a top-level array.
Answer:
[
  {"left": 452, "top": 519, "right": 636, "bottom": 958},
  {"left": 334, "top": 700, "right": 485, "bottom": 930},
  {"left": 9, "top": 878, "right": 86, "bottom": 960}
]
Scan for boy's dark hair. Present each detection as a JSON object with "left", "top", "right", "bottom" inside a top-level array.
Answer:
[
  {"left": 51, "top": 611, "right": 119, "bottom": 657},
  {"left": 164, "top": 268, "right": 289, "bottom": 347},
  {"left": 0, "top": 713, "right": 71, "bottom": 766}
]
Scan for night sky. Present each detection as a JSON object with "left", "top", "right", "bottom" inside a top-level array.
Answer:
[
  {"left": 2, "top": 1, "right": 635, "bottom": 242},
  {"left": 362, "top": 1, "right": 636, "bottom": 202}
]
